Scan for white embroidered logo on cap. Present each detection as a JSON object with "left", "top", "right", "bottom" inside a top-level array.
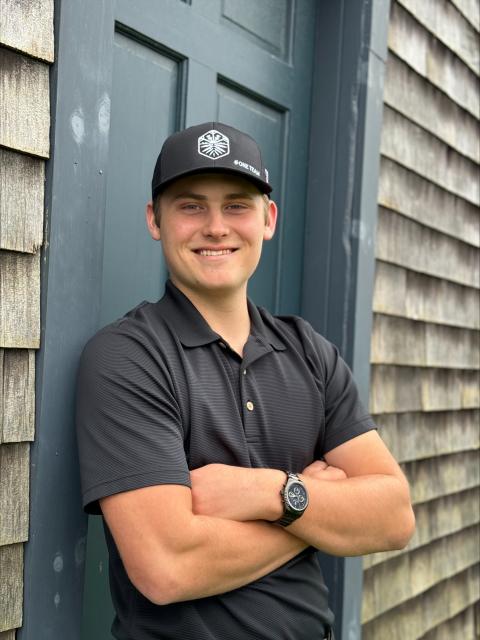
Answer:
[{"left": 198, "top": 130, "right": 230, "bottom": 159}]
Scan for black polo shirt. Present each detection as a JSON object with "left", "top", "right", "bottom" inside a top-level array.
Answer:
[{"left": 76, "top": 280, "right": 376, "bottom": 640}]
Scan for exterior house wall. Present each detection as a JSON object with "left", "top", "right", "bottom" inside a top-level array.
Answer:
[
  {"left": 0, "top": 2, "right": 54, "bottom": 638},
  {"left": 1, "top": 0, "right": 478, "bottom": 637},
  {"left": 362, "top": 0, "right": 480, "bottom": 638}
]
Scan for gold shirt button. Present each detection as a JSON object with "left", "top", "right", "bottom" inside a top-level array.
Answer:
[{"left": 246, "top": 401, "right": 254, "bottom": 411}]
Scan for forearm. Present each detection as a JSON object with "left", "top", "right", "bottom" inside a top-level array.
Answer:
[
  {"left": 157, "top": 515, "right": 307, "bottom": 604},
  {"left": 102, "top": 484, "right": 306, "bottom": 608},
  {"left": 233, "top": 468, "right": 414, "bottom": 555},
  {"left": 287, "top": 473, "right": 414, "bottom": 555},
  {"left": 191, "top": 463, "right": 414, "bottom": 556}
]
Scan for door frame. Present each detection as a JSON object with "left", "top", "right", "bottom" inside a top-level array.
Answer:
[
  {"left": 20, "top": 1, "right": 390, "bottom": 639},
  {"left": 301, "top": 2, "right": 390, "bottom": 637}
]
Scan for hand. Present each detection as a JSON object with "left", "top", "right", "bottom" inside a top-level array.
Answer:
[
  {"left": 190, "top": 463, "right": 284, "bottom": 522},
  {"left": 302, "top": 460, "right": 347, "bottom": 481}
]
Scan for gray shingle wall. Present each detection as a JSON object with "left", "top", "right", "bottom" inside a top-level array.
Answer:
[
  {"left": 0, "top": 0, "right": 54, "bottom": 635},
  {"left": 362, "top": 1, "right": 480, "bottom": 638}
]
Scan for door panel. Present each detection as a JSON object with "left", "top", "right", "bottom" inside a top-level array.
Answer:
[
  {"left": 100, "top": 30, "right": 181, "bottom": 326},
  {"left": 222, "top": 0, "right": 293, "bottom": 59},
  {"left": 217, "top": 82, "right": 286, "bottom": 308},
  {"left": 82, "top": 2, "right": 317, "bottom": 637}
]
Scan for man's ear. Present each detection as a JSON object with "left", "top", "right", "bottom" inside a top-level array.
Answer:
[
  {"left": 263, "top": 199, "right": 278, "bottom": 241},
  {"left": 146, "top": 201, "right": 161, "bottom": 241}
]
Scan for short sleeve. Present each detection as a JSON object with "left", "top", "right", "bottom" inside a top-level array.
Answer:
[
  {"left": 75, "top": 327, "right": 191, "bottom": 514},
  {"left": 310, "top": 330, "right": 376, "bottom": 453}
]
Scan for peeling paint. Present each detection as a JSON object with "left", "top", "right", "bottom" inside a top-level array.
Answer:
[
  {"left": 70, "top": 108, "right": 85, "bottom": 145},
  {"left": 97, "top": 93, "right": 111, "bottom": 135},
  {"left": 53, "top": 553, "right": 63, "bottom": 573},
  {"left": 75, "top": 537, "right": 86, "bottom": 567}
]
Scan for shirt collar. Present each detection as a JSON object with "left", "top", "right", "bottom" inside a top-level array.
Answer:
[
  {"left": 247, "top": 299, "right": 286, "bottom": 351},
  {"left": 155, "top": 280, "right": 218, "bottom": 347},
  {"left": 155, "top": 280, "right": 286, "bottom": 351}
]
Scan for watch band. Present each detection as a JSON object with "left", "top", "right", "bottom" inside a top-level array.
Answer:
[
  {"left": 276, "top": 511, "right": 299, "bottom": 527},
  {"left": 285, "top": 472, "right": 301, "bottom": 487}
]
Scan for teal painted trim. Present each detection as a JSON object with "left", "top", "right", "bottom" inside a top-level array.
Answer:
[
  {"left": 344, "top": 3, "right": 390, "bottom": 637},
  {"left": 344, "top": 3, "right": 390, "bottom": 640},
  {"left": 19, "top": 1, "right": 115, "bottom": 638},
  {"left": 302, "top": 1, "right": 391, "bottom": 639}
]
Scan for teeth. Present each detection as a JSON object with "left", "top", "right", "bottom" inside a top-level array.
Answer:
[{"left": 198, "top": 249, "right": 233, "bottom": 256}]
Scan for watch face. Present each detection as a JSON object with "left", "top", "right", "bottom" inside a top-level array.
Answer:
[{"left": 286, "top": 482, "right": 308, "bottom": 512}]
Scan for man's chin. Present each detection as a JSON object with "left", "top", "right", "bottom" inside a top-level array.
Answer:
[{"left": 180, "top": 278, "right": 247, "bottom": 300}]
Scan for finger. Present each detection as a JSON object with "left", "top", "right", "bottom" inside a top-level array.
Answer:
[
  {"left": 311, "top": 460, "right": 328, "bottom": 470},
  {"left": 302, "top": 460, "right": 328, "bottom": 476}
]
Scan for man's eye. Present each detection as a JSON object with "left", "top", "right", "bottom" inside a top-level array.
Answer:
[
  {"left": 226, "top": 204, "right": 247, "bottom": 212},
  {"left": 181, "top": 204, "right": 202, "bottom": 212}
]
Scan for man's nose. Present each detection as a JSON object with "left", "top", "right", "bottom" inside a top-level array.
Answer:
[{"left": 203, "top": 208, "right": 229, "bottom": 237}]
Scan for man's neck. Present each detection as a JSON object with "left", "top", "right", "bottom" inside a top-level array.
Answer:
[{"left": 173, "top": 282, "right": 251, "bottom": 356}]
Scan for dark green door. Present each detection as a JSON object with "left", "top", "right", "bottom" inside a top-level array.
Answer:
[{"left": 81, "top": 2, "right": 317, "bottom": 637}]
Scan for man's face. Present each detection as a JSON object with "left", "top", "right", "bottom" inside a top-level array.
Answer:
[{"left": 146, "top": 173, "right": 277, "bottom": 300}]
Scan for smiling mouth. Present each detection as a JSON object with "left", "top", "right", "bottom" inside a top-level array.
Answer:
[{"left": 194, "top": 249, "right": 237, "bottom": 256}]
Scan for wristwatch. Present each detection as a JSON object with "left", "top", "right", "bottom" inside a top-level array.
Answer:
[{"left": 275, "top": 471, "right": 309, "bottom": 527}]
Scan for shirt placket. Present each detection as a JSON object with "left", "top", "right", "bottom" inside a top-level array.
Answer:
[{"left": 240, "top": 336, "right": 272, "bottom": 443}]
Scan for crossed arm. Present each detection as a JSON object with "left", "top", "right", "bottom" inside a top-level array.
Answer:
[{"left": 100, "top": 430, "right": 415, "bottom": 605}]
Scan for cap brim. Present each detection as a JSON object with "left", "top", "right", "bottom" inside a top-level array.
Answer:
[{"left": 152, "top": 167, "right": 272, "bottom": 200}]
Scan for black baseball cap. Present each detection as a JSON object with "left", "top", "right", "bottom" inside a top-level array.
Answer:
[{"left": 151, "top": 122, "right": 272, "bottom": 199}]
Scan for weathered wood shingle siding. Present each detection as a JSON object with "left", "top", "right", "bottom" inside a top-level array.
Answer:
[
  {"left": 0, "top": 0, "right": 53, "bottom": 636},
  {"left": 0, "top": 148, "right": 45, "bottom": 253},
  {"left": 362, "top": 1, "right": 480, "bottom": 638}
]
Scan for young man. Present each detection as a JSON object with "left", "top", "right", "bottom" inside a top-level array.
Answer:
[{"left": 76, "top": 122, "right": 415, "bottom": 640}]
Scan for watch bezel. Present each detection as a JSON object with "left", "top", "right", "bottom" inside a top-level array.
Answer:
[{"left": 283, "top": 479, "right": 309, "bottom": 513}]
